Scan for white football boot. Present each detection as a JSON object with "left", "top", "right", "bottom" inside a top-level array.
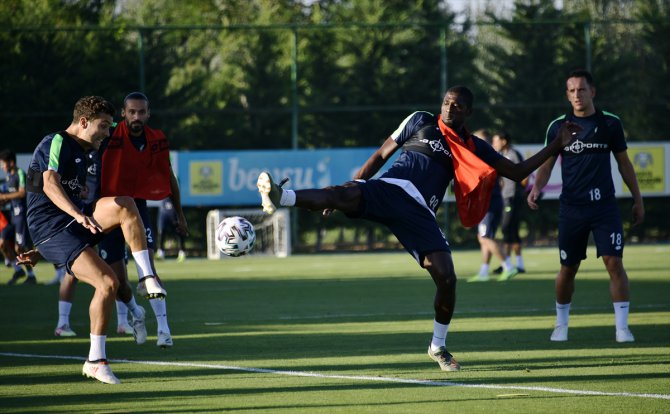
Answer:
[
  {"left": 550, "top": 325, "right": 568, "bottom": 342},
  {"left": 157, "top": 331, "right": 173, "bottom": 348},
  {"left": 137, "top": 276, "right": 166, "bottom": 299},
  {"left": 616, "top": 328, "right": 635, "bottom": 343},
  {"left": 82, "top": 360, "right": 120, "bottom": 384},
  {"left": 131, "top": 305, "right": 147, "bottom": 345}
]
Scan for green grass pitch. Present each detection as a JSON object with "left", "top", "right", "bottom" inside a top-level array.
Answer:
[{"left": 0, "top": 244, "right": 668, "bottom": 413}]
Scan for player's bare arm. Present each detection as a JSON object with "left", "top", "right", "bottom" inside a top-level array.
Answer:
[
  {"left": 354, "top": 137, "right": 399, "bottom": 181},
  {"left": 169, "top": 171, "right": 189, "bottom": 236},
  {"left": 527, "top": 156, "right": 558, "bottom": 210},
  {"left": 492, "top": 122, "right": 580, "bottom": 183},
  {"left": 614, "top": 150, "right": 645, "bottom": 226},
  {"left": 42, "top": 170, "right": 102, "bottom": 233}
]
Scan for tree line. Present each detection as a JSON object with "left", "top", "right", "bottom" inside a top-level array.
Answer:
[{"left": 1, "top": 0, "right": 668, "bottom": 153}]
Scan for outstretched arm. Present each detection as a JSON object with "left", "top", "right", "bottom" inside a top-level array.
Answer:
[
  {"left": 491, "top": 122, "right": 580, "bottom": 182},
  {"left": 615, "top": 150, "right": 645, "bottom": 226},
  {"left": 354, "top": 137, "right": 399, "bottom": 181}
]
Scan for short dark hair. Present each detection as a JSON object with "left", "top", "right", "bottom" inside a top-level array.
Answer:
[
  {"left": 72, "top": 96, "right": 116, "bottom": 123},
  {"left": 567, "top": 69, "right": 594, "bottom": 87},
  {"left": 0, "top": 149, "right": 16, "bottom": 164},
  {"left": 494, "top": 130, "right": 512, "bottom": 144},
  {"left": 446, "top": 85, "right": 474, "bottom": 110},
  {"left": 123, "top": 92, "right": 149, "bottom": 108}
]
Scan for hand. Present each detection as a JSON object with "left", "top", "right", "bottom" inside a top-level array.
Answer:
[
  {"left": 76, "top": 214, "right": 102, "bottom": 234},
  {"left": 527, "top": 187, "right": 541, "bottom": 210},
  {"left": 556, "top": 121, "right": 582, "bottom": 149},
  {"left": 17, "top": 249, "right": 42, "bottom": 266},
  {"left": 631, "top": 201, "right": 645, "bottom": 227}
]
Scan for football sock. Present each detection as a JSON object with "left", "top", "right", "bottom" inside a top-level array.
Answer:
[
  {"left": 555, "top": 302, "right": 571, "bottom": 327},
  {"left": 613, "top": 301, "right": 630, "bottom": 330},
  {"left": 125, "top": 296, "right": 143, "bottom": 320},
  {"left": 478, "top": 263, "right": 489, "bottom": 276},
  {"left": 280, "top": 189, "right": 296, "bottom": 206},
  {"left": 26, "top": 266, "right": 35, "bottom": 277},
  {"left": 430, "top": 320, "right": 449, "bottom": 351},
  {"left": 131, "top": 250, "right": 153, "bottom": 279},
  {"left": 88, "top": 334, "right": 106, "bottom": 361},
  {"left": 13, "top": 263, "right": 22, "bottom": 272},
  {"left": 150, "top": 298, "right": 170, "bottom": 333},
  {"left": 115, "top": 300, "right": 128, "bottom": 326},
  {"left": 57, "top": 301, "right": 72, "bottom": 327},
  {"left": 503, "top": 257, "right": 513, "bottom": 271},
  {"left": 515, "top": 255, "right": 525, "bottom": 269},
  {"left": 54, "top": 266, "right": 66, "bottom": 283}
]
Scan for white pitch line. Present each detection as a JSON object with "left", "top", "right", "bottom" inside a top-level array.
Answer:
[{"left": 1, "top": 352, "right": 669, "bottom": 401}]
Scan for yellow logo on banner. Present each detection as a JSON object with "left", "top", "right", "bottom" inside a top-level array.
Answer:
[
  {"left": 628, "top": 147, "right": 665, "bottom": 193},
  {"left": 190, "top": 161, "right": 223, "bottom": 195}
]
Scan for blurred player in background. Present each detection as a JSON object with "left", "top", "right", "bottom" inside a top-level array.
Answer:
[
  {"left": 97, "top": 92, "right": 187, "bottom": 347},
  {"left": 24, "top": 95, "right": 164, "bottom": 384},
  {"left": 527, "top": 69, "right": 644, "bottom": 343},
  {"left": 155, "top": 197, "right": 187, "bottom": 262},
  {"left": 259, "top": 85, "right": 580, "bottom": 372},
  {"left": 0, "top": 149, "right": 37, "bottom": 284},
  {"left": 466, "top": 131, "right": 517, "bottom": 282},
  {"left": 492, "top": 130, "right": 527, "bottom": 274}
]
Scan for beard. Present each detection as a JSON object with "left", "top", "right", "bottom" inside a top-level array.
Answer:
[{"left": 127, "top": 120, "right": 144, "bottom": 134}]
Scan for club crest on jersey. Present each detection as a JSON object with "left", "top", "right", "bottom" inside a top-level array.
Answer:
[
  {"left": 87, "top": 163, "right": 97, "bottom": 176},
  {"left": 62, "top": 177, "right": 81, "bottom": 191},
  {"left": 420, "top": 138, "right": 452, "bottom": 158},
  {"left": 564, "top": 139, "right": 608, "bottom": 154}
]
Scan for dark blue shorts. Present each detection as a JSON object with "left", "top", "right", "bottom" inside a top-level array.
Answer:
[
  {"left": 36, "top": 221, "right": 106, "bottom": 274},
  {"left": 558, "top": 201, "right": 624, "bottom": 266},
  {"left": 478, "top": 196, "right": 502, "bottom": 239},
  {"left": 349, "top": 180, "right": 450, "bottom": 265},
  {"left": 501, "top": 196, "right": 523, "bottom": 244},
  {"left": 12, "top": 216, "right": 31, "bottom": 248},
  {"left": 98, "top": 199, "right": 155, "bottom": 264}
]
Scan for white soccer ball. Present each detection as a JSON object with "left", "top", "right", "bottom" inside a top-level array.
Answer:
[{"left": 215, "top": 216, "right": 256, "bottom": 257}]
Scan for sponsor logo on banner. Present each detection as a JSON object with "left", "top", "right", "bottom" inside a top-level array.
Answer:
[
  {"left": 190, "top": 161, "right": 223, "bottom": 195},
  {"left": 629, "top": 146, "right": 665, "bottom": 193}
]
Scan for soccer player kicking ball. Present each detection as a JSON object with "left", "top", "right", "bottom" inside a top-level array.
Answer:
[
  {"left": 258, "top": 85, "right": 580, "bottom": 372},
  {"left": 25, "top": 96, "right": 165, "bottom": 384}
]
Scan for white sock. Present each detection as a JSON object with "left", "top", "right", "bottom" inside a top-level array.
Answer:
[
  {"left": 516, "top": 255, "right": 524, "bottom": 269},
  {"left": 115, "top": 300, "right": 129, "bottom": 326},
  {"left": 150, "top": 298, "right": 170, "bottom": 333},
  {"left": 55, "top": 266, "right": 66, "bottom": 282},
  {"left": 613, "top": 301, "right": 630, "bottom": 330},
  {"left": 280, "top": 189, "right": 296, "bottom": 206},
  {"left": 57, "top": 301, "right": 72, "bottom": 327},
  {"left": 131, "top": 250, "right": 153, "bottom": 279},
  {"left": 479, "top": 263, "right": 489, "bottom": 276},
  {"left": 88, "top": 334, "right": 106, "bottom": 361},
  {"left": 503, "top": 257, "right": 513, "bottom": 271},
  {"left": 556, "top": 302, "right": 571, "bottom": 327},
  {"left": 430, "top": 320, "right": 449, "bottom": 351},
  {"left": 126, "top": 296, "right": 143, "bottom": 319}
]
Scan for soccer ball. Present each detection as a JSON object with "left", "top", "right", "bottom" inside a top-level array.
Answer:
[{"left": 215, "top": 216, "right": 256, "bottom": 257}]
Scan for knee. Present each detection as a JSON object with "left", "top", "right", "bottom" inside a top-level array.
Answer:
[
  {"left": 115, "top": 196, "right": 138, "bottom": 216},
  {"left": 100, "top": 274, "right": 119, "bottom": 299}
]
